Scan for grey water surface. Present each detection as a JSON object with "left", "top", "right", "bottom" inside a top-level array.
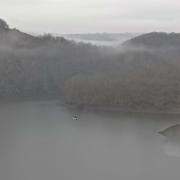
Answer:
[{"left": 1, "top": 101, "right": 180, "bottom": 180}]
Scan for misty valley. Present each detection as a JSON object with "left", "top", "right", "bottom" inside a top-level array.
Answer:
[{"left": 1, "top": 19, "right": 180, "bottom": 113}]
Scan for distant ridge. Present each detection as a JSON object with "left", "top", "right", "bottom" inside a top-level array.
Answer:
[{"left": 63, "top": 33, "right": 138, "bottom": 46}]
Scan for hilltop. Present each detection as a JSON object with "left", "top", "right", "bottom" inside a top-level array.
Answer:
[{"left": 123, "top": 32, "right": 180, "bottom": 49}]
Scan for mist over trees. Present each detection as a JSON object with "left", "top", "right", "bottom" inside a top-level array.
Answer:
[
  {"left": 0, "top": 19, "right": 180, "bottom": 111},
  {"left": 0, "top": 19, "right": 9, "bottom": 31}
]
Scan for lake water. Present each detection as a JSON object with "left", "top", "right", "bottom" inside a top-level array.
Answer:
[{"left": 1, "top": 101, "right": 180, "bottom": 180}]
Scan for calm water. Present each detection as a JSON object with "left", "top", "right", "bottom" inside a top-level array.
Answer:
[{"left": 1, "top": 101, "right": 180, "bottom": 180}]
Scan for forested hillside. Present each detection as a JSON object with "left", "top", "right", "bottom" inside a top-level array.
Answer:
[{"left": 1, "top": 19, "right": 180, "bottom": 111}]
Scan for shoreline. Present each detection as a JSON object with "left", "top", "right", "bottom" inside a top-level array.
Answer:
[
  {"left": 1, "top": 99, "right": 180, "bottom": 115},
  {"left": 60, "top": 103, "right": 180, "bottom": 115}
]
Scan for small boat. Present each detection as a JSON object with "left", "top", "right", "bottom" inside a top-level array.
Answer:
[{"left": 73, "top": 115, "right": 78, "bottom": 120}]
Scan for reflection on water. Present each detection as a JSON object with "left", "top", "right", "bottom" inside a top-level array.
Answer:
[
  {"left": 1, "top": 101, "right": 180, "bottom": 180},
  {"left": 163, "top": 140, "right": 180, "bottom": 158}
]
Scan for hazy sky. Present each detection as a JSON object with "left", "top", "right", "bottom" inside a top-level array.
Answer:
[{"left": 0, "top": 0, "right": 180, "bottom": 34}]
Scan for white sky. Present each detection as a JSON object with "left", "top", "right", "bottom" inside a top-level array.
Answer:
[{"left": 0, "top": 0, "right": 180, "bottom": 34}]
